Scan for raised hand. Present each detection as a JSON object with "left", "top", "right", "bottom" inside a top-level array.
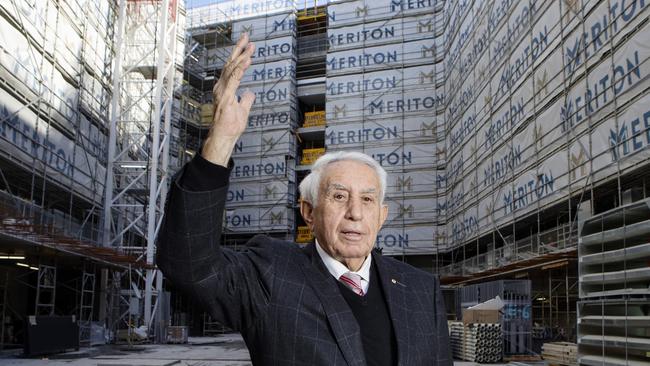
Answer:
[{"left": 202, "top": 33, "right": 256, "bottom": 166}]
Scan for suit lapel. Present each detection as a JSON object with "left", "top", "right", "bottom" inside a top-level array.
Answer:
[
  {"left": 373, "top": 251, "right": 410, "bottom": 365},
  {"left": 300, "top": 244, "right": 366, "bottom": 366}
]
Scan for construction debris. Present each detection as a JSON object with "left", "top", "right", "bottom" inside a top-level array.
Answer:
[{"left": 449, "top": 321, "right": 503, "bottom": 363}]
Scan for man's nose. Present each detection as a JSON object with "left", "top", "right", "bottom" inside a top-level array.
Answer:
[{"left": 345, "top": 198, "right": 363, "bottom": 221}]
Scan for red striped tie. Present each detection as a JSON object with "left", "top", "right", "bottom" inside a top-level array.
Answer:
[{"left": 339, "top": 272, "right": 364, "bottom": 296}]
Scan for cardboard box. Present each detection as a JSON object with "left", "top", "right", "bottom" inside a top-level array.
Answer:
[
  {"left": 167, "top": 326, "right": 188, "bottom": 344},
  {"left": 462, "top": 309, "right": 500, "bottom": 324}
]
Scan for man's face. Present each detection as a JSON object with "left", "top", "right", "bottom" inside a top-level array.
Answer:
[{"left": 301, "top": 160, "right": 388, "bottom": 268}]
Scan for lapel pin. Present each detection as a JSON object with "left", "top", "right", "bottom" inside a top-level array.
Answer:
[{"left": 391, "top": 279, "right": 406, "bottom": 287}]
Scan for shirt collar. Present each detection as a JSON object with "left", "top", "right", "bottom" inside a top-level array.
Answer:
[{"left": 315, "top": 239, "right": 372, "bottom": 282}]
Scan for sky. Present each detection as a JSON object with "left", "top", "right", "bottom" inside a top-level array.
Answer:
[
  {"left": 186, "top": 0, "right": 229, "bottom": 8},
  {"left": 186, "top": 0, "right": 329, "bottom": 9}
]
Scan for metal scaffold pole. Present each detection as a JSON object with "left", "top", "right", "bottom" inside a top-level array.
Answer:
[
  {"left": 145, "top": 0, "right": 179, "bottom": 330},
  {"left": 103, "top": 0, "right": 179, "bottom": 336},
  {"left": 103, "top": 0, "right": 127, "bottom": 249}
]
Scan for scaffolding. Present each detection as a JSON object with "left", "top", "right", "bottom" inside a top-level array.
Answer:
[
  {"left": 0, "top": 191, "right": 151, "bottom": 348},
  {"left": 183, "top": 1, "right": 299, "bottom": 245},
  {"left": 439, "top": 0, "right": 650, "bottom": 265},
  {"left": 178, "top": 1, "right": 647, "bottom": 347},
  {"left": 103, "top": 0, "right": 182, "bottom": 335},
  {"left": 0, "top": 0, "right": 647, "bottom": 351},
  {"left": 78, "top": 263, "right": 96, "bottom": 345},
  {"left": 437, "top": 0, "right": 650, "bottom": 342},
  {"left": 0, "top": 0, "right": 183, "bottom": 349},
  {"left": 1, "top": 0, "right": 118, "bottom": 349}
]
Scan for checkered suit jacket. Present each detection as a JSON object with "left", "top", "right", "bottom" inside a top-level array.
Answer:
[{"left": 157, "top": 173, "right": 452, "bottom": 366}]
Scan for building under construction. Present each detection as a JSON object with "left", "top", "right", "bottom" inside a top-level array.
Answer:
[
  {"left": 1, "top": 0, "right": 650, "bottom": 365},
  {"left": 0, "top": 0, "right": 186, "bottom": 350}
]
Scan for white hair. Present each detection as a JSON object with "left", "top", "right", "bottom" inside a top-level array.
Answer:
[{"left": 299, "top": 151, "right": 387, "bottom": 206}]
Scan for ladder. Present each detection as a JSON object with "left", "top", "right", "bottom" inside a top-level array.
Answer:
[
  {"left": 106, "top": 270, "right": 125, "bottom": 341},
  {"left": 79, "top": 263, "right": 96, "bottom": 345},
  {"left": 35, "top": 264, "right": 56, "bottom": 315}
]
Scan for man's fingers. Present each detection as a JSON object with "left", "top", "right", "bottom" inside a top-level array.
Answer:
[
  {"left": 239, "top": 90, "right": 256, "bottom": 113},
  {"left": 223, "top": 57, "right": 251, "bottom": 104},
  {"left": 231, "top": 42, "right": 255, "bottom": 76},
  {"left": 222, "top": 42, "right": 254, "bottom": 87},
  {"left": 215, "top": 35, "right": 250, "bottom": 100},
  {"left": 212, "top": 79, "right": 222, "bottom": 99},
  {"left": 224, "top": 37, "right": 254, "bottom": 79},
  {"left": 227, "top": 33, "right": 249, "bottom": 63},
  {"left": 217, "top": 42, "right": 254, "bottom": 105}
]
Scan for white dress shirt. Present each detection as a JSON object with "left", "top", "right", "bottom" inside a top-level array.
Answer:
[{"left": 315, "top": 239, "right": 371, "bottom": 294}]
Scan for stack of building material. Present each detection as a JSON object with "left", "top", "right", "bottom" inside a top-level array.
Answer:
[
  {"left": 449, "top": 322, "right": 503, "bottom": 363},
  {"left": 461, "top": 280, "right": 531, "bottom": 355},
  {"left": 541, "top": 342, "right": 577, "bottom": 366}
]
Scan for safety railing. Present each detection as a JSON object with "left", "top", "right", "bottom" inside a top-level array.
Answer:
[
  {"left": 440, "top": 223, "right": 578, "bottom": 277},
  {"left": 0, "top": 191, "right": 102, "bottom": 246}
]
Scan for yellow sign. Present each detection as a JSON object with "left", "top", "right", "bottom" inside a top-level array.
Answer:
[
  {"left": 303, "top": 111, "right": 325, "bottom": 127},
  {"left": 200, "top": 104, "right": 213, "bottom": 126},
  {"left": 301, "top": 148, "right": 326, "bottom": 165},
  {"left": 296, "top": 226, "right": 314, "bottom": 243}
]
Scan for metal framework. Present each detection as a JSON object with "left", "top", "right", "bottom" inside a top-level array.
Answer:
[
  {"left": 35, "top": 264, "right": 56, "bottom": 316},
  {"left": 79, "top": 263, "right": 97, "bottom": 345},
  {"left": 103, "top": 0, "right": 180, "bottom": 333},
  {"left": 0, "top": 0, "right": 110, "bottom": 247}
]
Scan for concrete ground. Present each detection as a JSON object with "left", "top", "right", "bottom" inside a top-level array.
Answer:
[
  {"left": 0, "top": 333, "right": 540, "bottom": 366},
  {"left": 0, "top": 334, "right": 251, "bottom": 366}
]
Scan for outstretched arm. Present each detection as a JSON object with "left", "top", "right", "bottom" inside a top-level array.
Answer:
[
  {"left": 156, "top": 34, "right": 274, "bottom": 331},
  {"left": 202, "top": 33, "right": 256, "bottom": 167}
]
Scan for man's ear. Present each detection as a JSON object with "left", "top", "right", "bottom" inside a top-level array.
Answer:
[
  {"left": 380, "top": 204, "right": 388, "bottom": 227},
  {"left": 300, "top": 199, "right": 314, "bottom": 228}
]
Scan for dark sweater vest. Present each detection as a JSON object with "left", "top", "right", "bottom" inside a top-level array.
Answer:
[{"left": 336, "top": 262, "right": 397, "bottom": 366}]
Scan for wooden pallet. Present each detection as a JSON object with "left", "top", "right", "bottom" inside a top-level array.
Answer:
[
  {"left": 542, "top": 342, "right": 577, "bottom": 366},
  {"left": 504, "top": 355, "right": 543, "bottom": 362}
]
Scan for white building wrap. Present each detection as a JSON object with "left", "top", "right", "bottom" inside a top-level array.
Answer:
[
  {"left": 326, "top": 0, "right": 446, "bottom": 254},
  {"left": 185, "top": 0, "right": 650, "bottom": 253},
  {"left": 442, "top": 0, "right": 650, "bottom": 248},
  {"left": 220, "top": 6, "right": 298, "bottom": 233}
]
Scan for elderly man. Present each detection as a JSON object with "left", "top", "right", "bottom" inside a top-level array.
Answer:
[{"left": 157, "top": 34, "right": 451, "bottom": 366}]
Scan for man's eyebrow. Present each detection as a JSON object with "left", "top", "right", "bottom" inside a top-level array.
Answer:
[
  {"left": 326, "top": 183, "right": 349, "bottom": 193},
  {"left": 325, "top": 184, "right": 377, "bottom": 195}
]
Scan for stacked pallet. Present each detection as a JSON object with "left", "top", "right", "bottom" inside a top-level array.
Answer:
[
  {"left": 449, "top": 322, "right": 503, "bottom": 363},
  {"left": 542, "top": 342, "right": 577, "bottom": 366}
]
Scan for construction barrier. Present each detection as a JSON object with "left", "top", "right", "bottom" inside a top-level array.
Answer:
[
  {"left": 303, "top": 111, "right": 325, "bottom": 127},
  {"left": 300, "top": 148, "right": 325, "bottom": 165},
  {"left": 296, "top": 226, "right": 314, "bottom": 243}
]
